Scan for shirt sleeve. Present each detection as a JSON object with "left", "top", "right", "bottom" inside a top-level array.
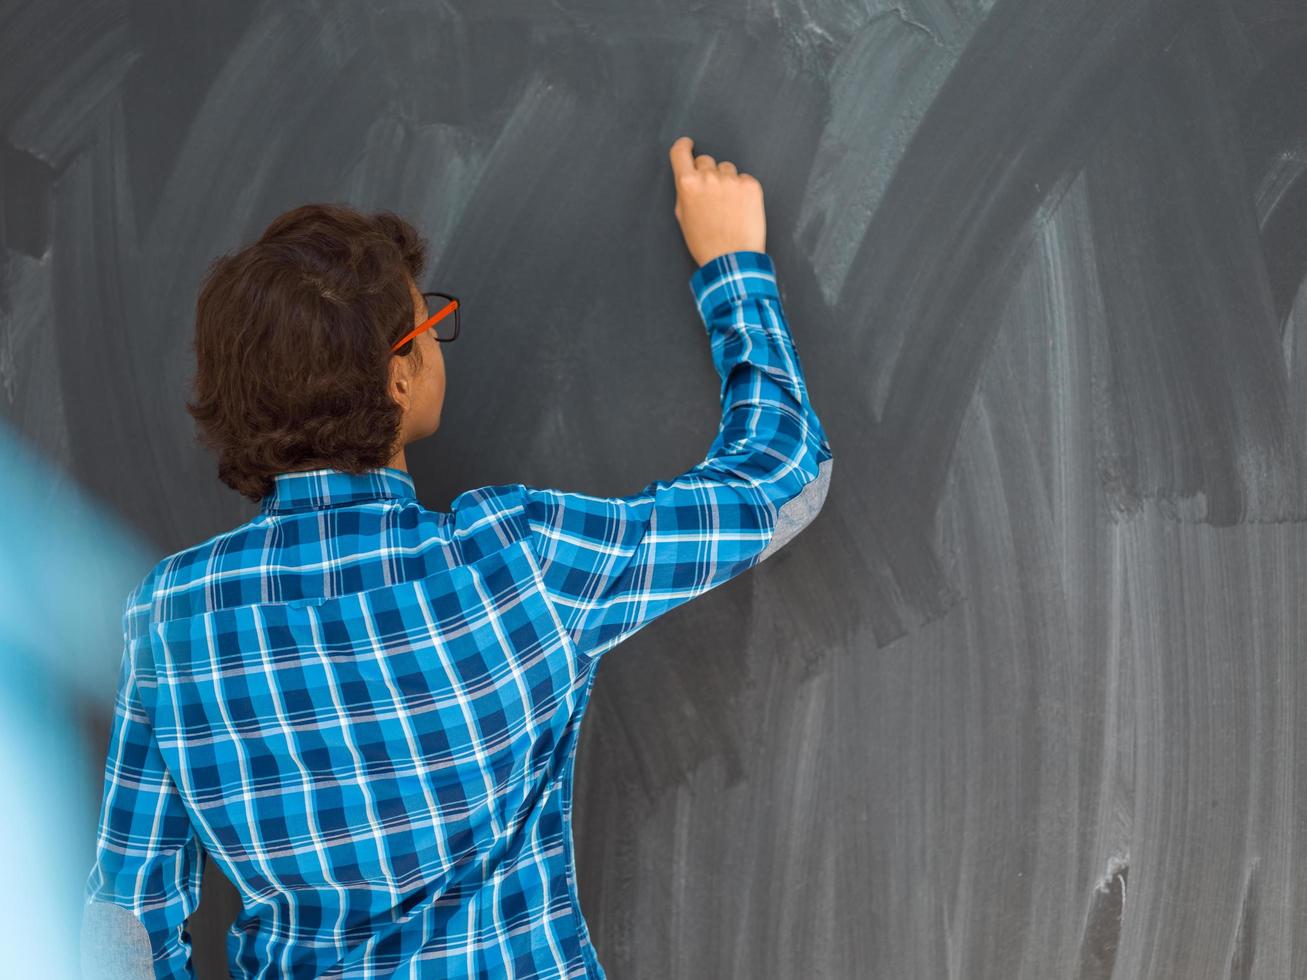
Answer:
[
  {"left": 83, "top": 585, "right": 205, "bottom": 979},
  {"left": 521, "top": 249, "right": 834, "bottom": 662}
]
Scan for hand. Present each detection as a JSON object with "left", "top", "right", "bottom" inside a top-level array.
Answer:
[{"left": 668, "top": 136, "right": 767, "bottom": 268}]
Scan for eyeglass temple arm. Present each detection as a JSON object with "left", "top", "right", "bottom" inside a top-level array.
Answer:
[{"left": 391, "top": 297, "right": 458, "bottom": 351}]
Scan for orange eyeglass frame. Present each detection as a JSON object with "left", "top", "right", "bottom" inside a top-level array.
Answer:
[{"left": 391, "top": 293, "right": 460, "bottom": 352}]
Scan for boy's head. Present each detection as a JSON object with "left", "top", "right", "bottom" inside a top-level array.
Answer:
[{"left": 186, "top": 203, "right": 446, "bottom": 503}]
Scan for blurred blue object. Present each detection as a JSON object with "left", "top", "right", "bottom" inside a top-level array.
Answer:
[
  {"left": 0, "top": 422, "right": 157, "bottom": 700},
  {"left": 0, "top": 421, "right": 158, "bottom": 978}
]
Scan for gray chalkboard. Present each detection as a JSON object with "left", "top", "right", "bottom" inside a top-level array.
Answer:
[{"left": 4, "top": 0, "right": 1306, "bottom": 977}]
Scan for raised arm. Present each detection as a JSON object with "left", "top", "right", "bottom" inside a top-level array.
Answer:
[{"left": 522, "top": 247, "right": 833, "bottom": 662}]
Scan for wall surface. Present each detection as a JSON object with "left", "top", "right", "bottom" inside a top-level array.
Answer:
[{"left": 3, "top": 0, "right": 1306, "bottom": 977}]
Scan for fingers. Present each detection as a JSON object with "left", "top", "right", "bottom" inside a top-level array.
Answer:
[
  {"left": 670, "top": 135, "right": 737, "bottom": 179},
  {"left": 669, "top": 136, "right": 695, "bottom": 180},
  {"left": 674, "top": 134, "right": 747, "bottom": 188}
]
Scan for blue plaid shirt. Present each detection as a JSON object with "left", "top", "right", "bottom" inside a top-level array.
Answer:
[{"left": 84, "top": 250, "right": 834, "bottom": 978}]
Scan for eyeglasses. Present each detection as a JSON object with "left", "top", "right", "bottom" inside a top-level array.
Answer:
[{"left": 392, "top": 291, "right": 460, "bottom": 353}]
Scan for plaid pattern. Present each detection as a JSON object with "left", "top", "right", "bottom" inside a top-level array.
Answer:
[{"left": 85, "top": 250, "right": 833, "bottom": 978}]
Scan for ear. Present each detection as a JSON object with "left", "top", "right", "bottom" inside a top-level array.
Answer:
[{"left": 388, "top": 354, "right": 411, "bottom": 411}]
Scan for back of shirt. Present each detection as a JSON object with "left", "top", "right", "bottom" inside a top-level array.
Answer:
[{"left": 83, "top": 250, "right": 833, "bottom": 979}]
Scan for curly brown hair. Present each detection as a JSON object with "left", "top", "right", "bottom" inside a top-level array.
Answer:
[{"left": 185, "top": 203, "right": 430, "bottom": 503}]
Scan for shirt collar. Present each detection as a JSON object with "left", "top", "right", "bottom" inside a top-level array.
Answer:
[{"left": 259, "top": 466, "right": 417, "bottom": 515}]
